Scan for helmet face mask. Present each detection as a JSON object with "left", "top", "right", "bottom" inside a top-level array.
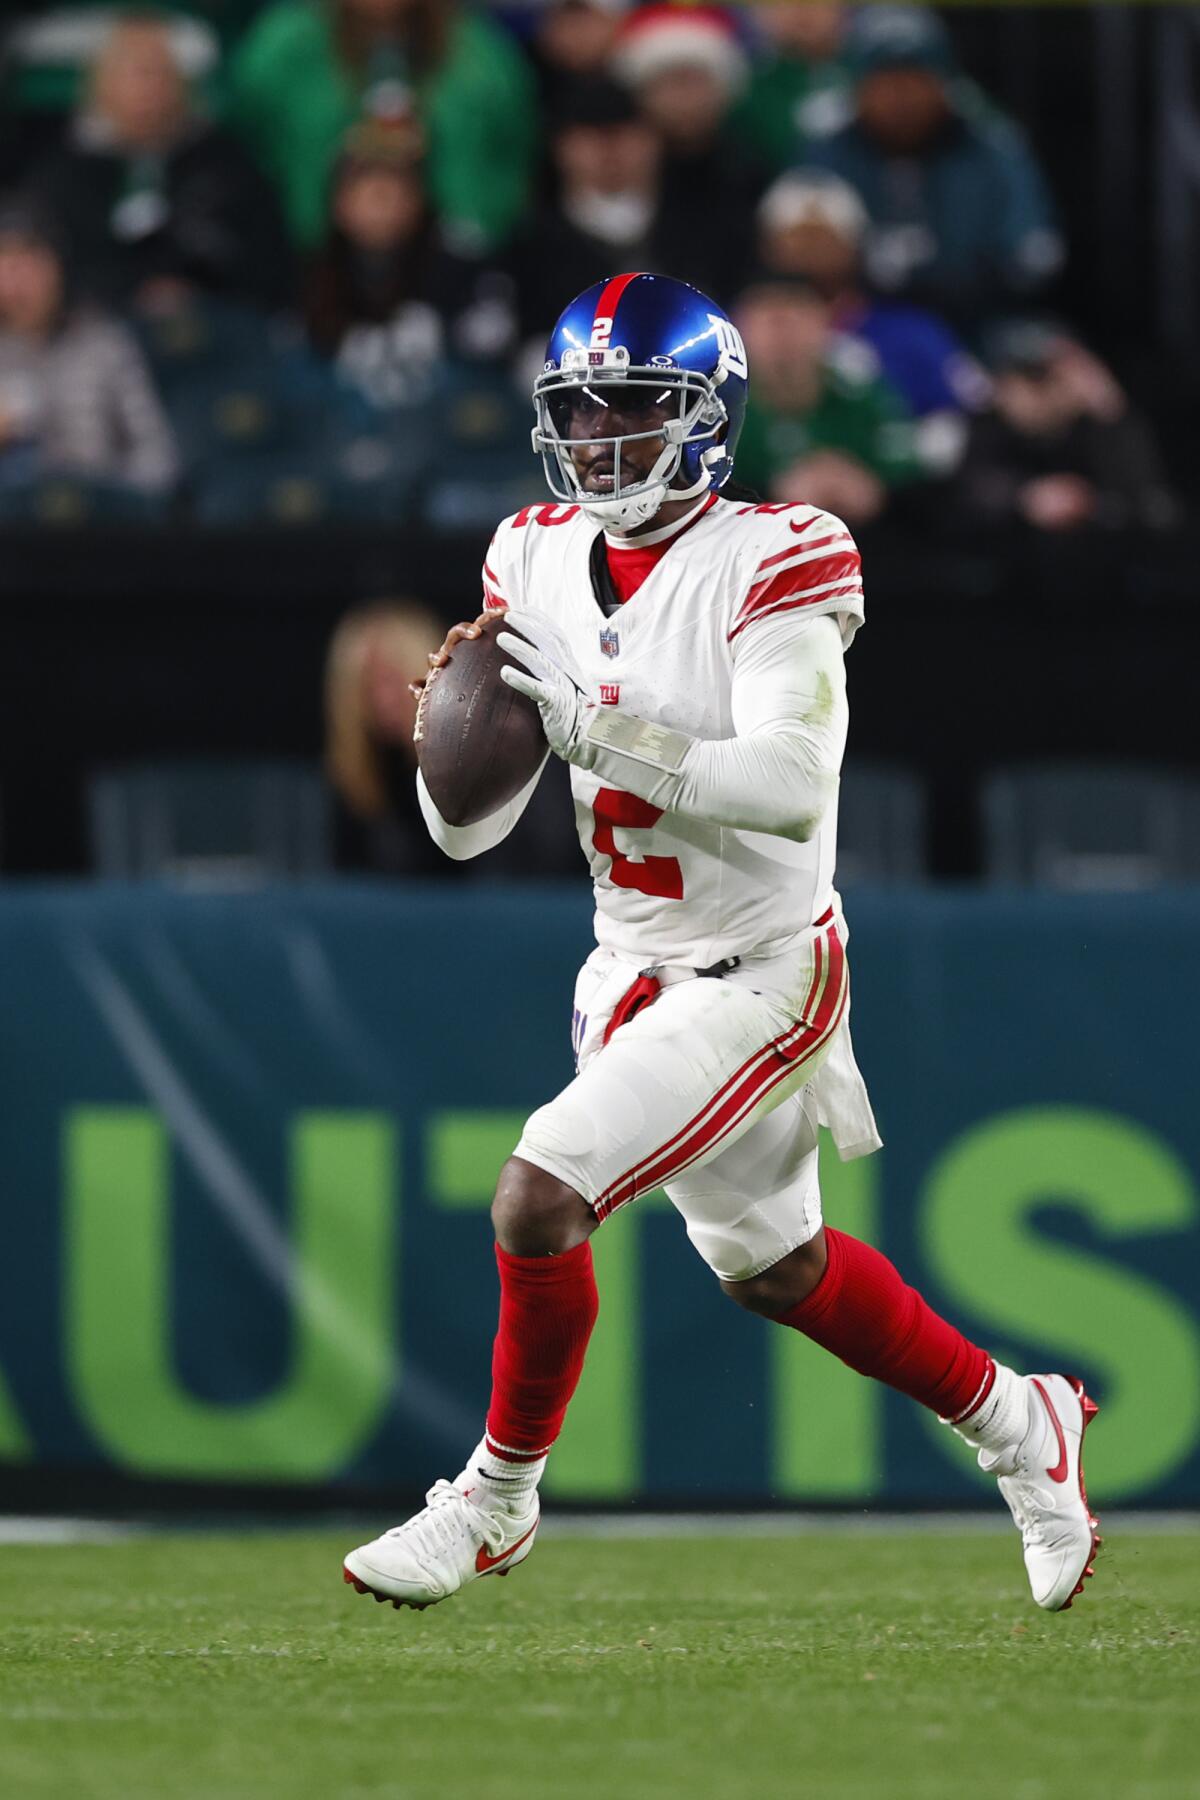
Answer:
[
  {"left": 532, "top": 273, "right": 749, "bottom": 533},
  {"left": 533, "top": 363, "right": 726, "bottom": 531}
]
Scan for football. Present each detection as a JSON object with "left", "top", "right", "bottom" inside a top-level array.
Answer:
[{"left": 415, "top": 613, "right": 546, "bottom": 826}]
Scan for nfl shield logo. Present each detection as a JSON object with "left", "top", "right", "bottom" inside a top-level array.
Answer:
[{"left": 599, "top": 627, "right": 620, "bottom": 659}]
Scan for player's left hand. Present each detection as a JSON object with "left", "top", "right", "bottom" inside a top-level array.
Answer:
[{"left": 498, "top": 609, "right": 596, "bottom": 764}]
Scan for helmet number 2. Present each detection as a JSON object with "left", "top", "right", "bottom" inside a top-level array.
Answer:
[
  {"left": 592, "top": 788, "right": 683, "bottom": 900},
  {"left": 590, "top": 316, "right": 614, "bottom": 350}
]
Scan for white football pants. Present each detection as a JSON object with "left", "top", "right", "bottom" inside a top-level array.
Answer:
[{"left": 514, "top": 916, "right": 847, "bottom": 1281}]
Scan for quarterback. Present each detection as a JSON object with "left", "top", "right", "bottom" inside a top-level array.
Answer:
[{"left": 344, "top": 273, "right": 1100, "bottom": 1614}]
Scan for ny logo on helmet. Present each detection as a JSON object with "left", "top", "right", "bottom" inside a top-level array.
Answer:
[{"left": 708, "top": 313, "right": 748, "bottom": 381}]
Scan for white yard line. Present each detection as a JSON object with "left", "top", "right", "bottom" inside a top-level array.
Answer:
[
  {"left": 0, "top": 1517, "right": 139, "bottom": 1544},
  {"left": 541, "top": 1510, "right": 1200, "bottom": 1539},
  {"left": 0, "top": 1511, "right": 1197, "bottom": 1546}
]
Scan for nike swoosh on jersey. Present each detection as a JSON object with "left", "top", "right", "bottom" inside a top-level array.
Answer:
[
  {"left": 1032, "top": 1377, "right": 1070, "bottom": 1482},
  {"left": 475, "top": 1520, "right": 538, "bottom": 1574}
]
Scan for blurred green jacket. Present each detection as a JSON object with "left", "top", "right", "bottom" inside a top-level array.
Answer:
[
  {"left": 728, "top": 50, "right": 852, "bottom": 173},
  {"left": 736, "top": 343, "right": 920, "bottom": 495},
  {"left": 227, "top": 2, "right": 537, "bottom": 250}
]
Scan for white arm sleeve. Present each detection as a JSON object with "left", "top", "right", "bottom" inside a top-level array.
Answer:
[
  {"left": 578, "top": 614, "right": 848, "bottom": 842},
  {"left": 416, "top": 754, "right": 551, "bottom": 861}
]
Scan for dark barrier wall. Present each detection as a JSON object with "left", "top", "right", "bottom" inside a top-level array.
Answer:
[
  {"left": 1, "top": 524, "right": 1198, "bottom": 878},
  {"left": 1, "top": 882, "right": 1198, "bottom": 1508}
]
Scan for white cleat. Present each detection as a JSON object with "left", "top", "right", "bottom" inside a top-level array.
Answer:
[
  {"left": 981, "top": 1373, "right": 1101, "bottom": 1612},
  {"left": 343, "top": 1479, "right": 539, "bottom": 1612}
]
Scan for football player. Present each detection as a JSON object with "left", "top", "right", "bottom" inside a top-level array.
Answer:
[{"left": 344, "top": 273, "right": 1100, "bottom": 1614}]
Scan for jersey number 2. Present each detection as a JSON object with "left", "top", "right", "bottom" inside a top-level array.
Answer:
[{"left": 592, "top": 789, "right": 683, "bottom": 900}]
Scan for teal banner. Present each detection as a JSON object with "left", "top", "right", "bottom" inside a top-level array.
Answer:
[{"left": 1, "top": 883, "right": 1197, "bottom": 1507}]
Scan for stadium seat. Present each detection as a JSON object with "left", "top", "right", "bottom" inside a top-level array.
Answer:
[
  {"left": 0, "top": 478, "right": 170, "bottom": 525},
  {"left": 191, "top": 443, "right": 419, "bottom": 524},
  {"left": 136, "top": 298, "right": 423, "bottom": 520},
  {"left": 88, "top": 758, "right": 331, "bottom": 883},
  {"left": 191, "top": 458, "right": 332, "bottom": 524},
  {"left": 423, "top": 475, "right": 533, "bottom": 531},
  {"left": 981, "top": 762, "right": 1200, "bottom": 889},
  {"left": 835, "top": 762, "right": 930, "bottom": 885},
  {"left": 419, "top": 363, "right": 533, "bottom": 528},
  {"left": 138, "top": 306, "right": 306, "bottom": 482},
  {"left": 135, "top": 298, "right": 283, "bottom": 392}
]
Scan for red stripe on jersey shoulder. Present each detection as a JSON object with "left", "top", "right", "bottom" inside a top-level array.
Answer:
[
  {"left": 593, "top": 271, "right": 643, "bottom": 330},
  {"left": 753, "top": 531, "right": 853, "bottom": 578},
  {"left": 732, "top": 586, "right": 862, "bottom": 639},
  {"left": 747, "top": 548, "right": 861, "bottom": 607},
  {"left": 730, "top": 549, "right": 862, "bottom": 641}
]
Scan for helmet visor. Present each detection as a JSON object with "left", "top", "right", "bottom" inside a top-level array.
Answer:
[{"left": 543, "top": 381, "right": 681, "bottom": 442}]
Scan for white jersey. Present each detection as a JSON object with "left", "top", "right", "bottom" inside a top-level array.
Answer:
[{"left": 481, "top": 493, "right": 865, "bottom": 968}]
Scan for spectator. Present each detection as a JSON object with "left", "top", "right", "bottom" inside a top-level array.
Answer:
[
  {"left": 326, "top": 598, "right": 455, "bottom": 874},
  {"left": 756, "top": 169, "right": 987, "bottom": 470},
  {"left": 612, "top": 3, "right": 765, "bottom": 302},
  {"left": 515, "top": 77, "right": 662, "bottom": 344},
  {"left": 808, "top": 6, "right": 1063, "bottom": 327},
  {"left": 326, "top": 598, "right": 580, "bottom": 878},
  {"left": 958, "top": 322, "right": 1179, "bottom": 533},
  {"left": 0, "top": 209, "right": 179, "bottom": 494},
  {"left": 32, "top": 13, "right": 294, "bottom": 314},
  {"left": 306, "top": 122, "right": 518, "bottom": 407},
  {"left": 731, "top": 3, "right": 852, "bottom": 171},
  {"left": 528, "top": 0, "right": 632, "bottom": 93},
  {"left": 733, "top": 277, "right": 919, "bottom": 524},
  {"left": 228, "top": 0, "right": 538, "bottom": 254}
]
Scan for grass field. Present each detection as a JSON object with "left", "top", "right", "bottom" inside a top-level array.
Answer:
[{"left": 0, "top": 1524, "right": 1196, "bottom": 1800}]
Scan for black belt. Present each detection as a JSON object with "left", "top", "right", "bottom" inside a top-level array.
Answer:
[{"left": 602, "top": 955, "right": 741, "bottom": 1047}]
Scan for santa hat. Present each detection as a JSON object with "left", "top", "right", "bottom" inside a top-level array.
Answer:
[{"left": 613, "top": 5, "right": 749, "bottom": 98}]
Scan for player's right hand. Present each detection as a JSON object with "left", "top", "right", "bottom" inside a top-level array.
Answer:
[{"left": 408, "top": 612, "right": 493, "bottom": 699}]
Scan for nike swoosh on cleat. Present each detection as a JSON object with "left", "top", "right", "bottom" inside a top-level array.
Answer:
[
  {"left": 1032, "top": 1377, "right": 1070, "bottom": 1482},
  {"left": 475, "top": 1520, "right": 538, "bottom": 1574}
]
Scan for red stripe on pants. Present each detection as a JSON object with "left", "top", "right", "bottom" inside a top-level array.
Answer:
[{"left": 593, "top": 926, "right": 846, "bottom": 1219}]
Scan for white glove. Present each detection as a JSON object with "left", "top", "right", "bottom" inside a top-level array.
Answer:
[{"left": 498, "top": 608, "right": 597, "bottom": 763}]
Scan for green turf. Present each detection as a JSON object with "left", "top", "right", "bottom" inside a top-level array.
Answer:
[{"left": 0, "top": 1528, "right": 1196, "bottom": 1800}]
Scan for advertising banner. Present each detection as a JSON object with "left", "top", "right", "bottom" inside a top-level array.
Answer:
[{"left": 1, "top": 883, "right": 1196, "bottom": 1507}]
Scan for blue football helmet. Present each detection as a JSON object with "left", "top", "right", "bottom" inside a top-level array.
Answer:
[{"left": 532, "top": 271, "right": 749, "bottom": 532}]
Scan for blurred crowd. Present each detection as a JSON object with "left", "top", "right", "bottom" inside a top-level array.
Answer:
[{"left": 0, "top": 0, "right": 1179, "bottom": 538}]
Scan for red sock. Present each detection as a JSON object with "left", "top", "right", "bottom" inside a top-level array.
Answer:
[
  {"left": 484, "top": 1241, "right": 599, "bottom": 1462},
  {"left": 776, "top": 1227, "right": 992, "bottom": 1421}
]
